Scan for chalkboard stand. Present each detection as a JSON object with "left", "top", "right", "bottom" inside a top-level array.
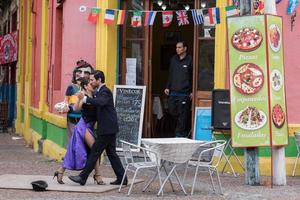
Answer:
[{"left": 113, "top": 85, "right": 146, "bottom": 151}]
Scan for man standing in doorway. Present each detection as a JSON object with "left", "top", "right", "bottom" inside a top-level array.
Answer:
[{"left": 164, "top": 41, "right": 193, "bottom": 138}]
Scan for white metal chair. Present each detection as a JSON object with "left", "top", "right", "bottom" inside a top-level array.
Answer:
[
  {"left": 118, "top": 140, "right": 162, "bottom": 196},
  {"left": 183, "top": 140, "right": 226, "bottom": 195},
  {"left": 292, "top": 132, "right": 300, "bottom": 176}
]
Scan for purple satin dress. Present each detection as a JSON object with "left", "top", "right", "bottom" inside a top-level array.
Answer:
[{"left": 63, "top": 118, "right": 94, "bottom": 170}]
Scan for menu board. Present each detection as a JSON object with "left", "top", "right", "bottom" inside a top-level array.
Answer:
[
  {"left": 228, "top": 15, "right": 270, "bottom": 147},
  {"left": 227, "top": 15, "right": 288, "bottom": 147},
  {"left": 113, "top": 85, "right": 146, "bottom": 150},
  {"left": 266, "top": 15, "right": 288, "bottom": 146}
]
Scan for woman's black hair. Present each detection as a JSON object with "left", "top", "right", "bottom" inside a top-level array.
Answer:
[
  {"left": 79, "top": 77, "right": 89, "bottom": 91},
  {"left": 71, "top": 68, "right": 80, "bottom": 84}
]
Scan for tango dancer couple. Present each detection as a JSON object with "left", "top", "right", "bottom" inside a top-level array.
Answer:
[{"left": 54, "top": 70, "right": 127, "bottom": 186}]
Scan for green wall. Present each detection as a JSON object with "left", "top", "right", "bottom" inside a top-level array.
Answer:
[
  {"left": 215, "top": 134, "right": 297, "bottom": 157},
  {"left": 29, "top": 115, "right": 66, "bottom": 148}
]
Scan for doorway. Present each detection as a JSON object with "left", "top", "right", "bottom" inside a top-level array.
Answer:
[
  {"left": 150, "top": 1, "right": 194, "bottom": 138},
  {"left": 119, "top": 0, "right": 216, "bottom": 138}
]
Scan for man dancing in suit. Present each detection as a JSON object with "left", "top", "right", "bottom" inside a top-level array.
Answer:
[{"left": 69, "top": 70, "right": 127, "bottom": 186}]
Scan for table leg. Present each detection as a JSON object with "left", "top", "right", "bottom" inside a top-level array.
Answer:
[
  {"left": 157, "top": 165, "right": 176, "bottom": 196},
  {"left": 173, "top": 168, "right": 187, "bottom": 195},
  {"left": 142, "top": 161, "right": 175, "bottom": 193}
]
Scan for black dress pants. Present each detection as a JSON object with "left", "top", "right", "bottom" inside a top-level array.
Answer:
[
  {"left": 79, "top": 134, "right": 125, "bottom": 181},
  {"left": 168, "top": 95, "right": 191, "bottom": 137}
]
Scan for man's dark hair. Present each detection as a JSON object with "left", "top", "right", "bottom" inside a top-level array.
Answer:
[
  {"left": 91, "top": 70, "right": 105, "bottom": 83},
  {"left": 177, "top": 41, "right": 188, "bottom": 49}
]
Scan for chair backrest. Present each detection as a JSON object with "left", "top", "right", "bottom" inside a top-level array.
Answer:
[
  {"left": 120, "top": 140, "right": 134, "bottom": 165},
  {"left": 197, "top": 140, "right": 226, "bottom": 167},
  {"left": 295, "top": 132, "right": 300, "bottom": 151},
  {"left": 120, "top": 140, "right": 160, "bottom": 165}
]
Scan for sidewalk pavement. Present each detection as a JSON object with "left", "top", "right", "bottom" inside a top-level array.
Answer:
[{"left": 0, "top": 132, "right": 299, "bottom": 200}]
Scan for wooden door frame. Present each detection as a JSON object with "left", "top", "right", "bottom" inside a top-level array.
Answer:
[{"left": 120, "top": 0, "right": 152, "bottom": 138}]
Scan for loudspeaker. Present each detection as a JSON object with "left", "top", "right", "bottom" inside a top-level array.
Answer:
[{"left": 212, "top": 89, "right": 230, "bottom": 130}]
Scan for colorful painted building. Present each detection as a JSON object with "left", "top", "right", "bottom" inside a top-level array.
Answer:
[
  {"left": 16, "top": 0, "right": 300, "bottom": 175},
  {"left": 0, "top": 0, "right": 18, "bottom": 129}
]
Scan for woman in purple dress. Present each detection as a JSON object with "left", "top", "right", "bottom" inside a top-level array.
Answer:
[{"left": 53, "top": 78, "right": 104, "bottom": 185}]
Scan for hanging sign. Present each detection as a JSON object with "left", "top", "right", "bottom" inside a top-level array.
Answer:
[
  {"left": 227, "top": 15, "right": 288, "bottom": 147},
  {"left": 0, "top": 31, "right": 18, "bottom": 64}
]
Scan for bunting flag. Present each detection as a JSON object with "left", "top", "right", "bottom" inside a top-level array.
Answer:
[
  {"left": 104, "top": 9, "right": 115, "bottom": 25},
  {"left": 83, "top": 6, "right": 229, "bottom": 27},
  {"left": 162, "top": 11, "right": 173, "bottom": 27},
  {"left": 191, "top": 9, "right": 204, "bottom": 25},
  {"left": 117, "top": 10, "right": 126, "bottom": 25},
  {"left": 176, "top": 10, "right": 189, "bottom": 26},
  {"left": 131, "top": 11, "right": 142, "bottom": 27},
  {"left": 88, "top": 7, "right": 101, "bottom": 23},
  {"left": 225, "top": 6, "right": 239, "bottom": 17},
  {"left": 144, "top": 11, "right": 157, "bottom": 26},
  {"left": 287, "top": 0, "right": 299, "bottom": 14},
  {"left": 208, "top": 8, "right": 220, "bottom": 25},
  {"left": 252, "top": 0, "right": 264, "bottom": 15}
]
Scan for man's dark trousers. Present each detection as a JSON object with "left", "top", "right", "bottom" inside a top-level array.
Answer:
[
  {"left": 168, "top": 95, "right": 191, "bottom": 137},
  {"left": 79, "top": 134, "right": 124, "bottom": 181}
]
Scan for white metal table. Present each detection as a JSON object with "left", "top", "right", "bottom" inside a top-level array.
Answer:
[{"left": 141, "top": 138, "right": 205, "bottom": 196}]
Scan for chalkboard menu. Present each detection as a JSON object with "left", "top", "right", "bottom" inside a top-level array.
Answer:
[{"left": 113, "top": 85, "right": 146, "bottom": 150}]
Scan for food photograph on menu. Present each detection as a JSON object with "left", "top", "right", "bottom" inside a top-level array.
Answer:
[
  {"left": 268, "top": 24, "right": 281, "bottom": 52},
  {"left": 270, "top": 69, "right": 283, "bottom": 91},
  {"left": 272, "top": 104, "right": 285, "bottom": 129},
  {"left": 235, "top": 106, "right": 267, "bottom": 130},
  {"left": 231, "top": 27, "right": 263, "bottom": 52},
  {"left": 233, "top": 63, "right": 264, "bottom": 95}
]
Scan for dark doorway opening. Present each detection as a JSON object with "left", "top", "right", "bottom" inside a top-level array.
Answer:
[{"left": 151, "top": 1, "right": 194, "bottom": 138}]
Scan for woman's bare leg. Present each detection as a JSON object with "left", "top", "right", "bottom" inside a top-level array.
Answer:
[{"left": 84, "top": 129, "right": 101, "bottom": 176}]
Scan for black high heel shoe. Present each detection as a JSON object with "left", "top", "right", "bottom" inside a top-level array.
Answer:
[
  {"left": 93, "top": 175, "right": 105, "bottom": 185},
  {"left": 53, "top": 171, "right": 64, "bottom": 184}
]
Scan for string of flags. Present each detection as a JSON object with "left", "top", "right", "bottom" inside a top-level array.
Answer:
[{"left": 81, "top": 5, "right": 240, "bottom": 27}]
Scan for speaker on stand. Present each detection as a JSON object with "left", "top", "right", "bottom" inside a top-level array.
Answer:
[{"left": 211, "top": 89, "right": 230, "bottom": 130}]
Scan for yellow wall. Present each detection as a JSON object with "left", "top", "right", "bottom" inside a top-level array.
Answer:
[
  {"left": 214, "top": 1, "right": 228, "bottom": 89},
  {"left": 96, "top": 0, "right": 118, "bottom": 89}
]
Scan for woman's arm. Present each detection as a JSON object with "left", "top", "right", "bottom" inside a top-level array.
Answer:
[{"left": 73, "top": 95, "right": 84, "bottom": 111}]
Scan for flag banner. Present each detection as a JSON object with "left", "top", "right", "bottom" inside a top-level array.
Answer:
[
  {"left": 288, "top": 0, "right": 299, "bottom": 14},
  {"left": 104, "top": 9, "right": 115, "bottom": 24},
  {"left": 252, "top": 0, "right": 264, "bottom": 15},
  {"left": 226, "top": 6, "right": 239, "bottom": 17},
  {"left": 131, "top": 11, "right": 142, "bottom": 27},
  {"left": 176, "top": 10, "right": 189, "bottom": 26},
  {"left": 191, "top": 9, "right": 204, "bottom": 25},
  {"left": 117, "top": 10, "right": 126, "bottom": 25},
  {"left": 88, "top": 7, "right": 101, "bottom": 23},
  {"left": 232, "top": 0, "right": 241, "bottom": 15},
  {"left": 144, "top": 11, "right": 157, "bottom": 26},
  {"left": 208, "top": 7, "right": 220, "bottom": 25},
  {"left": 162, "top": 11, "right": 173, "bottom": 27}
]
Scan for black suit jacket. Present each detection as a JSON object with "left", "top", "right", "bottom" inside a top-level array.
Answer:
[{"left": 86, "top": 85, "right": 119, "bottom": 135}]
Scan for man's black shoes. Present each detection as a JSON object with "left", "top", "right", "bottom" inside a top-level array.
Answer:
[
  {"left": 68, "top": 175, "right": 87, "bottom": 186},
  {"left": 110, "top": 178, "right": 128, "bottom": 185}
]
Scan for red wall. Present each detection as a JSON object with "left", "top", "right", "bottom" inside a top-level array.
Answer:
[
  {"left": 277, "top": 2, "right": 300, "bottom": 124},
  {"left": 48, "top": 0, "right": 96, "bottom": 111}
]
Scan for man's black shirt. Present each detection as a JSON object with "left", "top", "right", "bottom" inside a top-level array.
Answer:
[{"left": 167, "top": 54, "right": 193, "bottom": 94}]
